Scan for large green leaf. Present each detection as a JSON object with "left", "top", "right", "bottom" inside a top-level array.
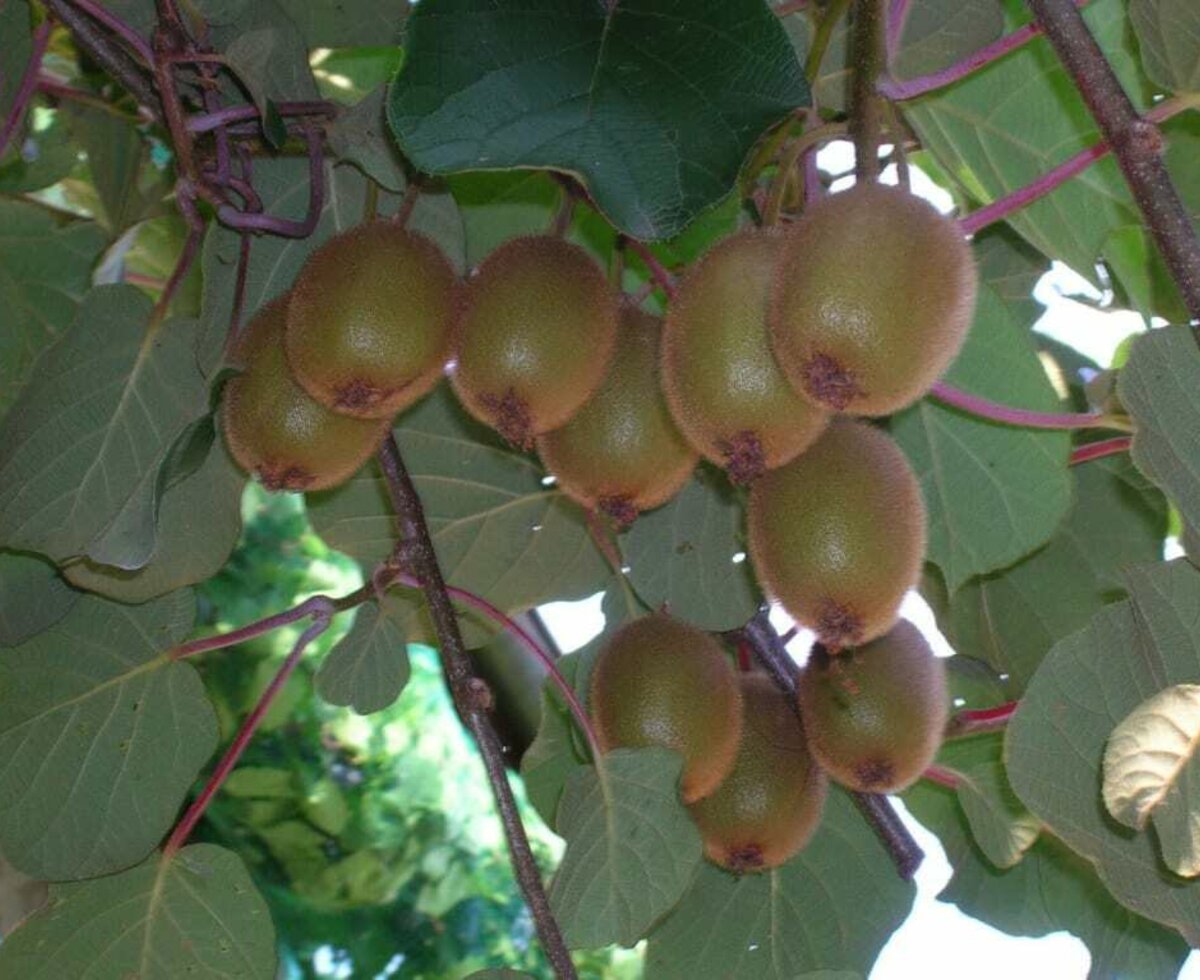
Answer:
[
  {"left": 891, "top": 282, "right": 1072, "bottom": 591},
  {"left": 902, "top": 0, "right": 1151, "bottom": 277},
  {"left": 644, "top": 788, "right": 915, "bottom": 978},
  {"left": 276, "top": 0, "right": 408, "bottom": 47},
  {"left": 549, "top": 747, "right": 702, "bottom": 949},
  {"left": 0, "top": 1, "right": 33, "bottom": 144},
  {"left": 620, "top": 468, "right": 760, "bottom": 632},
  {"left": 940, "top": 455, "right": 1166, "bottom": 693},
  {"left": 1007, "top": 560, "right": 1200, "bottom": 943},
  {"left": 387, "top": 0, "right": 809, "bottom": 240},
  {"left": 0, "top": 590, "right": 217, "bottom": 880},
  {"left": 890, "top": 0, "right": 1005, "bottom": 80},
  {"left": 315, "top": 599, "right": 410, "bottom": 715},
  {"left": 1131, "top": 0, "right": 1200, "bottom": 92},
  {"left": 0, "top": 202, "right": 105, "bottom": 418},
  {"left": 1119, "top": 325, "right": 1200, "bottom": 535},
  {"left": 0, "top": 551, "right": 79, "bottom": 648},
  {"left": 0, "top": 844, "right": 276, "bottom": 979},
  {"left": 326, "top": 86, "right": 408, "bottom": 192},
  {"left": 308, "top": 386, "right": 610, "bottom": 646},
  {"left": 0, "top": 287, "right": 211, "bottom": 569}
]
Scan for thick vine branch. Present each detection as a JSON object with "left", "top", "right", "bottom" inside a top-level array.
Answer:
[
  {"left": 1026, "top": 0, "right": 1200, "bottom": 323},
  {"left": 739, "top": 611, "right": 925, "bottom": 881},
  {"left": 375, "top": 435, "right": 577, "bottom": 980},
  {"left": 850, "top": 0, "right": 885, "bottom": 183}
]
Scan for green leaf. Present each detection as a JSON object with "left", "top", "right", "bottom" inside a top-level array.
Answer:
[
  {"left": 902, "top": 0, "right": 1151, "bottom": 276},
  {"left": 0, "top": 590, "right": 217, "bottom": 880},
  {"left": 315, "top": 600, "right": 411, "bottom": 715},
  {"left": 644, "top": 789, "right": 915, "bottom": 978},
  {"left": 0, "top": 551, "right": 79, "bottom": 648},
  {"left": 0, "top": 1, "right": 34, "bottom": 146},
  {"left": 0, "top": 287, "right": 211, "bottom": 569},
  {"left": 450, "top": 171, "right": 563, "bottom": 269},
  {"left": 1007, "top": 560, "right": 1200, "bottom": 943},
  {"left": 199, "top": 157, "right": 464, "bottom": 376},
  {"left": 620, "top": 468, "right": 760, "bottom": 632},
  {"left": 387, "top": 0, "right": 809, "bottom": 239},
  {"left": 972, "top": 225, "right": 1050, "bottom": 326},
  {"left": 63, "top": 424, "right": 246, "bottom": 603},
  {"left": 0, "top": 201, "right": 105, "bottom": 418},
  {"left": 0, "top": 844, "right": 276, "bottom": 979},
  {"left": 0, "top": 109, "right": 79, "bottom": 194},
  {"left": 275, "top": 0, "right": 408, "bottom": 47},
  {"left": 1103, "top": 683, "right": 1200, "bottom": 877},
  {"left": 548, "top": 747, "right": 703, "bottom": 949},
  {"left": 1120, "top": 325, "right": 1200, "bottom": 535},
  {"left": 1131, "top": 0, "right": 1200, "bottom": 92},
  {"left": 891, "top": 281, "right": 1071, "bottom": 591},
  {"left": 308, "top": 386, "right": 610, "bottom": 646},
  {"left": 890, "top": 0, "right": 1005, "bottom": 80},
  {"left": 954, "top": 757, "right": 1042, "bottom": 870},
  {"left": 326, "top": 86, "right": 407, "bottom": 192},
  {"left": 939, "top": 455, "right": 1166, "bottom": 692}
]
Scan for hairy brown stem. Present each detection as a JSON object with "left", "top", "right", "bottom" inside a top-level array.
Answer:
[
  {"left": 738, "top": 610, "right": 925, "bottom": 880},
  {"left": 1025, "top": 0, "right": 1200, "bottom": 324},
  {"left": 375, "top": 435, "right": 576, "bottom": 980},
  {"left": 850, "top": 0, "right": 885, "bottom": 183}
]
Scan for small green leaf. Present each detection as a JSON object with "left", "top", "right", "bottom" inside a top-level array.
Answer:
[
  {"left": 620, "top": 468, "right": 760, "bottom": 632},
  {"left": 277, "top": 0, "right": 408, "bottom": 47},
  {"left": 327, "top": 86, "right": 408, "bottom": 192},
  {"left": 0, "top": 844, "right": 276, "bottom": 979},
  {"left": 549, "top": 747, "right": 703, "bottom": 949},
  {"left": 1103, "top": 683, "right": 1200, "bottom": 876},
  {"left": 388, "top": 0, "right": 809, "bottom": 240},
  {"left": 315, "top": 600, "right": 410, "bottom": 715},
  {"left": 0, "top": 287, "right": 211, "bottom": 568},
  {"left": 955, "top": 758, "right": 1042, "bottom": 869},
  {"left": 0, "top": 551, "right": 79, "bottom": 648},
  {"left": 1131, "top": 0, "right": 1200, "bottom": 92},
  {"left": 0, "top": 591, "right": 217, "bottom": 880},
  {"left": 645, "top": 789, "right": 915, "bottom": 978}
]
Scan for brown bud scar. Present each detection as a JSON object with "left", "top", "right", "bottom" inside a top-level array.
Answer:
[
  {"left": 718, "top": 430, "right": 767, "bottom": 485},
  {"left": 802, "top": 353, "right": 863, "bottom": 411}
]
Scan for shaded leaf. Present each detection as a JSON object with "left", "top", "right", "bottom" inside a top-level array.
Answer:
[
  {"left": 0, "top": 201, "right": 105, "bottom": 418},
  {"left": 0, "top": 287, "right": 210, "bottom": 568},
  {"left": 620, "top": 468, "right": 760, "bottom": 632},
  {"left": 890, "top": 0, "right": 1005, "bottom": 80},
  {"left": 0, "top": 551, "right": 79, "bottom": 648},
  {"left": 955, "top": 758, "right": 1042, "bottom": 870},
  {"left": 450, "top": 171, "right": 562, "bottom": 268},
  {"left": 1131, "top": 0, "right": 1200, "bottom": 93},
  {"left": 0, "top": 109, "right": 79, "bottom": 195},
  {"left": 276, "top": 0, "right": 408, "bottom": 47},
  {"left": 0, "top": 590, "right": 217, "bottom": 880},
  {"left": 645, "top": 789, "right": 915, "bottom": 978},
  {"left": 1103, "top": 684, "right": 1200, "bottom": 876},
  {"left": 63, "top": 104, "right": 164, "bottom": 235},
  {"left": 549, "top": 747, "right": 702, "bottom": 949},
  {"left": 327, "top": 86, "right": 407, "bottom": 192},
  {"left": 315, "top": 600, "right": 410, "bottom": 715},
  {"left": 0, "top": 1, "right": 34, "bottom": 136},
  {"left": 0, "top": 844, "right": 276, "bottom": 979},
  {"left": 388, "top": 0, "right": 809, "bottom": 239}
]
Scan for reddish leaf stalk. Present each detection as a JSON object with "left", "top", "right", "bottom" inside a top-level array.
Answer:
[
  {"left": 215, "top": 124, "right": 325, "bottom": 236},
  {"left": 622, "top": 236, "right": 678, "bottom": 300},
  {"left": 945, "top": 700, "right": 1019, "bottom": 738},
  {"left": 186, "top": 99, "right": 338, "bottom": 134},
  {"left": 171, "top": 595, "right": 340, "bottom": 660},
  {"left": 884, "top": 0, "right": 912, "bottom": 61},
  {"left": 1069, "top": 436, "right": 1132, "bottom": 465},
  {"left": 72, "top": 0, "right": 156, "bottom": 65},
  {"left": 150, "top": 190, "right": 204, "bottom": 325},
  {"left": 775, "top": 0, "right": 808, "bottom": 16},
  {"left": 0, "top": 19, "right": 52, "bottom": 161},
  {"left": 929, "top": 381, "right": 1132, "bottom": 431},
  {"left": 922, "top": 765, "right": 960, "bottom": 789},
  {"left": 163, "top": 615, "right": 332, "bottom": 857}
]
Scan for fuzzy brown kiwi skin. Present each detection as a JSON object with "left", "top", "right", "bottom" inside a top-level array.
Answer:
[
  {"left": 770, "top": 183, "right": 977, "bottom": 417},
  {"left": 796, "top": 621, "right": 949, "bottom": 794},
  {"left": 221, "top": 297, "right": 391, "bottom": 492},
  {"left": 285, "top": 222, "right": 461, "bottom": 420},
  {"left": 663, "top": 229, "right": 829, "bottom": 484},
  {"left": 451, "top": 235, "right": 620, "bottom": 448},
  {"left": 746, "top": 418, "right": 926, "bottom": 651},
  {"left": 589, "top": 613, "right": 743, "bottom": 804},
  {"left": 537, "top": 306, "right": 697, "bottom": 527},
  {"left": 688, "top": 673, "right": 828, "bottom": 873}
]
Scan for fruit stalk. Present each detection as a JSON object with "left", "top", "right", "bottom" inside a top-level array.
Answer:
[
  {"left": 738, "top": 611, "right": 925, "bottom": 880},
  {"left": 376, "top": 435, "right": 578, "bottom": 980},
  {"left": 0, "top": 18, "right": 51, "bottom": 160},
  {"left": 850, "top": 0, "right": 886, "bottom": 183},
  {"left": 1026, "top": 0, "right": 1200, "bottom": 323},
  {"left": 622, "top": 236, "right": 678, "bottom": 299}
]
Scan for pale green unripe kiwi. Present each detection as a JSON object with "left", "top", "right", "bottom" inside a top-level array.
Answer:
[
  {"left": 688, "top": 672, "right": 828, "bottom": 873},
  {"left": 663, "top": 229, "right": 829, "bottom": 483},
  {"left": 452, "top": 235, "right": 621, "bottom": 448},
  {"left": 285, "top": 222, "right": 460, "bottom": 419},
  {"left": 537, "top": 306, "right": 697, "bottom": 526},
  {"left": 746, "top": 418, "right": 926, "bottom": 650},
  {"left": 220, "top": 298, "right": 391, "bottom": 492},
  {"left": 797, "top": 620, "right": 949, "bottom": 793},
  {"left": 770, "top": 183, "right": 977, "bottom": 416},
  {"left": 589, "top": 613, "right": 742, "bottom": 803}
]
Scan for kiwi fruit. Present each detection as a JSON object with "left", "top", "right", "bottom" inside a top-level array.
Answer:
[
  {"left": 663, "top": 229, "right": 829, "bottom": 483},
  {"left": 796, "top": 620, "right": 948, "bottom": 793},
  {"left": 452, "top": 235, "right": 620, "bottom": 448},
  {"left": 285, "top": 222, "right": 459, "bottom": 419},
  {"left": 688, "top": 672, "right": 828, "bottom": 873},
  {"left": 589, "top": 613, "right": 742, "bottom": 803},
  {"left": 220, "top": 297, "right": 391, "bottom": 492},
  {"left": 746, "top": 418, "right": 926, "bottom": 650},
  {"left": 770, "top": 183, "right": 977, "bottom": 416},
  {"left": 537, "top": 306, "right": 697, "bottom": 526}
]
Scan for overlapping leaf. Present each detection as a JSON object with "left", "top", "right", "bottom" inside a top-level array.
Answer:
[
  {"left": 0, "top": 551, "right": 79, "bottom": 648},
  {"left": 315, "top": 600, "right": 410, "bottom": 715},
  {"left": 0, "top": 590, "right": 217, "bottom": 880},
  {"left": 388, "top": 0, "right": 809, "bottom": 239},
  {"left": 0, "top": 844, "right": 276, "bottom": 979},
  {"left": 0, "top": 287, "right": 211, "bottom": 569},
  {"left": 1131, "top": 0, "right": 1200, "bottom": 92},
  {"left": 0, "top": 0, "right": 33, "bottom": 136}
]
